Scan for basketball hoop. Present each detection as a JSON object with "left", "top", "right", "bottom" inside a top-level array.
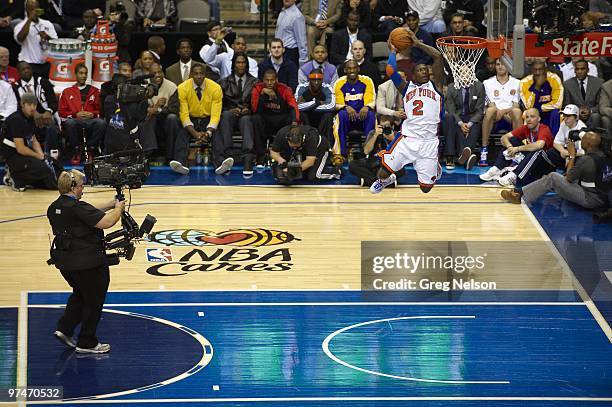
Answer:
[{"left": 436, "top": 35, "right": 505, "bottom": 89}]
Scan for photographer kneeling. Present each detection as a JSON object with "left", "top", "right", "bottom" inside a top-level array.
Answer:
[
  {"left": 270, "top": 125, "right": 340, "bottom": 185},
  {"left": 47, "top": 170, "right": 125, "bottom": 354}
]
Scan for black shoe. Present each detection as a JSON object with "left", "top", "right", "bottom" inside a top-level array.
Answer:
[
  {"left": 457, "top": 147, "right": 471, "bottom": 165},
  {"left": 465, "top": 154, "right": 477, "bottom": 171},
  {"left": 243, "top": 155, "right": 254, "bottom": 176},
  {"left": 445, "top": 156, "right": 455, "bottom": 170}
]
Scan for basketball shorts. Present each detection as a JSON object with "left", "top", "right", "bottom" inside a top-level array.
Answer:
[{"left": 378, "top": 136, "right": 442, "bottom": 187}]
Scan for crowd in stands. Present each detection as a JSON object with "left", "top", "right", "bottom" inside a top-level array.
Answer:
[{"left": 0, "top": 0, "right": 611, "bottom": 210}]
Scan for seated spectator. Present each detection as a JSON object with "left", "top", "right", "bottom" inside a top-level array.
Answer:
[
  {"left": 443, "top": 0, "right": 485, "bottom": 35},
  {"left": 14, "top": 0, "right": 58, "bottom": 78},
  {"left": 443, "top": 78, "right": 484, "bottom": 170},
  {"left": 13, "top": 61, "right": 60, "bottom": 155},
  {"left": 601, "top": 79, "right": 612, "bottom": 136},
  {"left": 298, "top": 44, "right": 338, "bottom": 85},
  {"left": 476, "top": 55, "right": 496, "bottom": 82},
  {"left": 1, "top": 93, "right": 61, "bottom": 191},
  {"left": 480, "top": 108, "right": 554, "bottom": 187},
  {"left": 100, "top": 62, "right": 132, "bottom": 119},
  {"left": 502, "top": 131, "right": 609, "bottom": 209},
  {"left": 519, "top": 60, "right": 563, "bottom": 135},
  {"left": 219, "top": 52, "right": 258, "bottom": 176},
  {"left": 170, "top": 63, "right": 224, "bottom": 175},
  {"left": 198, "top": 21, "right": 231, "bottom": 77},
  {"left": 258, "top": 38, "right": 299, "bottom": 92},
  {"left": 147, "top": 36, "right": 166, "bottom": 64},
  {"left": 481, "top": 59, "right": 522, "bottom": 166},
  {"left": 551, "top": 104, "right": 587, "bottom": 164},
  {"left": 132, "top": 50, "right": 156, "bottom": 78},
  {"left": 107, "top": 1, "right": 134, "bottom": 63},
  {"left": 402, "top": 10, "right": 434, "bottom": 65},
  {"left": 201, "top": 32, "right": 258, "bottom": 79},
  {"left": 348, "top": 115, "right": 405, "bottom": 187},
  {"left": 0, "top": 46, "right": 19, "bottom": 84},
  {"left": 71, "top": 9, "right": 97, "bottom": 42},
  {"left": 251, "top": 69, "right": 300, "bottom": 166},
  {"left": 275, "top": 0, "right": 308, "bottom": 68},
  {"left": 337, "top": 0, "right": 371, "bottom": 30},
  {"left": 329, "top": 11, "right": 372, "bottom": 66},
  {"left": 408, "top": 0, "right": 446, "bottom": 33},
  {"left": 58, "top": 63, "right": 106, "bottom": 164},
  {"left": 373, "top": 0, "right": 408, "bottom": 35},
  {"left": 270, "top": 124, "right": 340, "bottom": 185},
  {"left": 332, "top": 59, "right": 376, "bottom": 158},
  {"left": 166, "top": 38, "right": 196, "bottom": 86},
  {"left": 302, "top": 0, "right": 343, "bottom": 55},
  {"left": 296, "top": 68, "right": 336, "bottom": 139},
  {"left": 376, "top": 71, "right": 406, "bottom": 120},
  {"left": 446, "top": 12, "right": 466, "bottom": 36},
  {"left": 559, "top": 57, "right": 598, "bottom": 81},
  {"left": 61, "top": 0, "right": 103, "bottom": 29},
  {"left": 337, "top": 40, "right": 380, "bottom": 88},
  {"left": 135, "top": 0, "right": 177, "bottom": 30},
  {"left": 563, "top": 59, "right": 603, "bottom": 128},
  {"left": 140, "top": 62, "right": 180, "bottom": 157},
  {"left": 0, "top": 79, "right": 17, "bottom": 122},
  {"left": 0, "top": 0, "right": 24, "bottom": 30}
]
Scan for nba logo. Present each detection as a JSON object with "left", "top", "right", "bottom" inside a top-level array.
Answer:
[{"left": 146, "top": 248, "right": 173, "bottom": 262}]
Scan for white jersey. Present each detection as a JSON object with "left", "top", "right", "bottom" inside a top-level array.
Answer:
[
  {"left": 484, "top": 75, "right": 520, "bottom": 110},
  {"left": 401, "top": 80, "right": 442, "bottom": 140}
]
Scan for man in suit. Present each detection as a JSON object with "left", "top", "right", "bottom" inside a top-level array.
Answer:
[
  {"left": 443, "top": 79, "right": 485, "bottom": 170},
  {"left": 563, "top": 59, "right": 603, "bottom": 128},
  {"left": 170, "top": 63, "right": 225, "bottom": 175},
  {"left": 328, "top": 11, "right": 372, "bottom": 66},
  {"left": 166, "top": 38, "right": 195, "bottom": 86},
  {"left": 302, "top": 0, "right": 343, "bottom": 55},
  {"left": 337, "top": 40, "right": 381, "bottom": 89},
  {"left": 219, "top": 52, "right": 258, "bottom": 176},
  {"left": 600, "top": 79, "right": 612, "bottom": 137},
  {"left": 258, "top": 38, "right": 299, "bottom": 92}
]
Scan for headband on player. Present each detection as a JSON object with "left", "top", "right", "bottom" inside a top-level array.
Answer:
[{"left": 309, "top": 73, "right": 323, "bottom": 80}]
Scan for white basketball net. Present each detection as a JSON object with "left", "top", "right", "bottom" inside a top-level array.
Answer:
[{"left": 437, "top": 38, "right": 486, "bottom": 89}]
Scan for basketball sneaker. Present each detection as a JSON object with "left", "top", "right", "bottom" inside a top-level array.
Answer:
[
  {"left": 479, "top": 166, "right": 501, "bottom": 181},
  {"left": 457, "top": 147, "right": 471, "bottom": 166},
  {"left": 215, "top": 157, "right": 234, "bottom": 175},
  {"left": 478, "top": 147, "right": 488, "bottom": 166},
  {"left": 76, "top": 343, "right": 111, "bottom": 354},
  {"left": 370, "top": 173, "right": 396, "bottom": 194},
  {"left": 465, "top": 154, "right": 477, "bottom": 171},
  {"left": 498, "top": 171, "right": 517, "bottom": 187},
  {"left": 170, "top": 160, "right": 190, "bottom": 175},
  {"left": 54, "top": 330, "right": 76, "bottom": 348}
]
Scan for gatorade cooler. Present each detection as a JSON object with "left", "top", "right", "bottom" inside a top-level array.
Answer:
[
  {"left": 47, "top": 38, "right": 85, "bottom": 96},
  {"left": 91, "top": 20, "right": 118, "bottom": 88}
]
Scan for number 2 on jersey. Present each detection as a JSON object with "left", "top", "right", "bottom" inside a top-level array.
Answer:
[{"left": 412, "top": 100, "right": 424, "bottom": 116}]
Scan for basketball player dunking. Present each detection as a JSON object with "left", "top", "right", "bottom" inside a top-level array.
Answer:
[{"left": 371, "top": 29, "right": 445, "bottom": 194}]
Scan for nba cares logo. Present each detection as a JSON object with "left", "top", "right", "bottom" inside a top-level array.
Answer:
[{"left": 146, "top": 248, "right": 173, "bottom": 262}]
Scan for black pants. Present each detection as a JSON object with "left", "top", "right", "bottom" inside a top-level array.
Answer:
[
  {"left": 272, "top": 150, "right": 340, "bottom": 184},
  {"left": 57, "top": 265, "right": 110, "bottom": 349},
  {"left": 173, "top": 116, "right": 211, "bottom": 165},
  {"left": 494, "top": 137, "right": 562, "bottom": 187},
  {"left": 6, "top": 154, "right": 59, "bottom": 189},
  {"left": 443, "top": 115, "right": 481, "bottom": 158},
  {"left": 218, "top": 111, "right": 255, "bottom": 167},
  {"left": 63, "top": 118, "right": 106, "bottom": 150},
  {"left": 349, "top": 157, "right": 406, "bottom": 186},
  {"left": 140, "top": 113, "right": 181, "bottom": 157},
  {"left": 284, "top": 47, "right": 300, "bottom": 69},
  {"left": 252, "top": 113, "right": 293, "bottom": 157},
  {"left": 300, "top": 111, "right": 334, "bottom": 144}
]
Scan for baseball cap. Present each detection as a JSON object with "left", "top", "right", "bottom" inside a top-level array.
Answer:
[
  {"left": 405, "top": 10, "right": 419, "bottom": 19},
  {"left": 562, "top": 104, "right": 579, "bottom": 116}
]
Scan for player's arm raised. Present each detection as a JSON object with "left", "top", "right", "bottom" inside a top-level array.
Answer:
[
  {"left": 385, "top": 42, "right": 407, "bottom": 95},
  {"left": 406, "top": 29, "right": 444, "bottom": 90}
]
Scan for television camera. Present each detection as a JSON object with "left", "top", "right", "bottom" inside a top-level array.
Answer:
[{"left": 526, "top": 0, "right": 587, "bottom": 45}]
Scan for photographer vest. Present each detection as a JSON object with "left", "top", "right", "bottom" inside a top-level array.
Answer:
[{"left": 47, "top": 195, "right": 107, "bottom": 271}]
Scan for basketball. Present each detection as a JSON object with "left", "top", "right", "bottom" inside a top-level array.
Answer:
[{"left": 389, "top": 28, "right": 413, "bottom": 51}]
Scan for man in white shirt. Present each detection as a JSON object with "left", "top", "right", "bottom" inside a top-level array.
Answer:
[
  {"left": 275, "top": 0, "right": 308, "bottom": 68},
  {"left": 201, "top": 32, "right": 258, "bottom": 79},
  {"left": 408, "top": 0, "right": 446, "bottom": 33},
  {"left": 480, "top": 59, "right": 522, "bottom": 166},
  {"left": 198, "top": 21, "right": 231, "bottom": 77},
  {"left": 0, "top": 79, "right": 17, "bottom": 122},
  {"left": 13, "top": 0, "right": 58, "bottom": 77}
]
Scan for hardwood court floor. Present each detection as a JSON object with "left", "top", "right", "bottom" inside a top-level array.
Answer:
[{"left": 0, "top": 185, "right": 574, "bottom": 307}]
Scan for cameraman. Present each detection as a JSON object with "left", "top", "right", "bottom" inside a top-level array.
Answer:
[
  {"left": 349, "top": 115, "right": 405, "bottom": 187},
  {"left": 47, "top": 170, "right": 125, "bottom": 354},
  {"left": 501, "top": 131, "right": 609, "bottom": 209},
  {"left": 270, "top": 124, "right": 339, "bottom": 185}
]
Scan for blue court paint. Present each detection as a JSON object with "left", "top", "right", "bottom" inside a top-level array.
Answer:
[
  {"left": 25, "top": 292, "right": 612, "bottom": 403},
  {"left": 0, "top": 308, "right": 17, "bottom": 393}
]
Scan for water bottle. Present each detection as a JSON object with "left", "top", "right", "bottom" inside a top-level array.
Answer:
[
  {"left": 195, "top": 149, "right": 202, "bottom": 165},
  {"left": 203, "top": 148, "right": 210, "bottom": 166}
]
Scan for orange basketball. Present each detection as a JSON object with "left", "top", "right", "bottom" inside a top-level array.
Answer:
[{"left": 389, "top": 28, "right": 413, "bottom": 51}]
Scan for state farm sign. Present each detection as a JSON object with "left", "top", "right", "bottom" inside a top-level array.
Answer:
[{"left": 525, "top": 33, "right": 612, "bottom": 57}]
